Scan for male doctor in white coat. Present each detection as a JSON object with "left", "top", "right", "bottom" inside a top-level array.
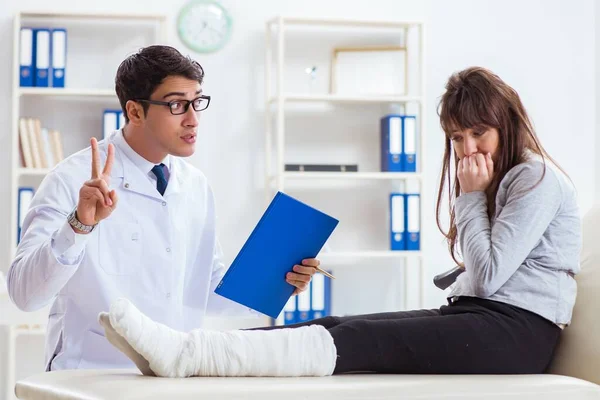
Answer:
[{"left": 8, "top": 45, "right": 319, "bottom": 371}]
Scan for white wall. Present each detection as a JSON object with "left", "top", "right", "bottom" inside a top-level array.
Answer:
[
  {"left": 0, "top": 0, "right": 595, "bottom": 396},
  {"left": 597, "top": 0, "right": 600, "bottom": 200}
]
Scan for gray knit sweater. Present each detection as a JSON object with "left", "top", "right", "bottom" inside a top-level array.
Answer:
[{"left": 449, "top": 158, "right": 581, "bottom": 325}]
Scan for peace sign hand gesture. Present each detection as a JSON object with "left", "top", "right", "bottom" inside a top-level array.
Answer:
[{"left": 75, "top": 138, "right": 118, "bottom": 231}]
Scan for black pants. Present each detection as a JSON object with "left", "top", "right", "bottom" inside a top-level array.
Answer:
[{"left": 257, "top": 296, "right": 561, "bottom": 374}]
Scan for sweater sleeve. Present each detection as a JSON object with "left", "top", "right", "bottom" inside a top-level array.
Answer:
[{"left": 454, "top": 162, "right": 563, "bottom": 297}]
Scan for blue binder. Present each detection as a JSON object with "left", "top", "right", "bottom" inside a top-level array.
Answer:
[
  {"left": 33, "top": 29, "right": 50, "bottom": 87},
  {"left": 19, "top": 28, "right": 34, "bottom": 87},
  {"left": 309, "top": 272, "right": 331, "bottom": 320},
  {"left": 117, "top": 111, "right": 125, "bottom": 129},
  {"left": 380, "top": 115, "right": 403, "bottom": 172},
  {"left": 215, "top": 192, "right": 339, "bottom": 319},
  {"left": 296, "top": 286, "right": 311, "bottom": 323},
  {"left": 402, "top": 116, "right": 417, "bottom": 172},
  {"left": 283, "top": 296, "right": 297, "bottom": 325},
  {"left": 390, "top": 193, "right": 406, "bottom": 250},
  {"left": 405, "top": 193, "right": 420, "bottom": 251},
  {"left": 103, "top": 110, "right": 120, "bottom": 139},
  {"left": 51, "top": 29, "right": 66, "bottom": 88},
  {"left": 17, "top": 187, "right": 34, "bottom": 244}
]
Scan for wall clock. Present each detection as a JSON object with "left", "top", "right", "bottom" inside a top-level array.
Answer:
[{"left": 177, "top": 0, "right": 233, "bottom": 53}]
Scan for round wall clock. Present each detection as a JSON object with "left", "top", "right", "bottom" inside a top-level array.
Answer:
[{"left": 177, "top": 0, "right": 233, "bottom": 53}]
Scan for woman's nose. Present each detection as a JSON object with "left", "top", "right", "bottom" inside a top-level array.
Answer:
[{"left": 463, "top": 137, "right": 477, "bottom": 157}]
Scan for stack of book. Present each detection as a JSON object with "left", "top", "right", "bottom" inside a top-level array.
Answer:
[
  {"left": 19, "top": 117, "right": 64, "bottom": 169},
  {"left": 285, "top": 164, "right": 358, "bottom": 172}
]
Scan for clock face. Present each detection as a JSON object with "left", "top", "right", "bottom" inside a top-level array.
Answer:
[{"left": 177, "top": 0, "right": 232, "bottom": 53}]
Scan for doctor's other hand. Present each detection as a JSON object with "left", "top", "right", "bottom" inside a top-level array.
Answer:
[
  {"left": 287, "top": 258, "right": 319, "bottom": 296},
  {"left": 76, "top": 138, "right": 118, "bottom": 229}
]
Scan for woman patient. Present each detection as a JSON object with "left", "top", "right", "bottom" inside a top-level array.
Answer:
[{"left": 99, "top": 66, "right": 580, "bottom": 378}]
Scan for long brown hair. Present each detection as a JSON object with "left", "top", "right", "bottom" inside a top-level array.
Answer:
[{"left": 436, "top": 67, "right": 563, "bottom": 266}]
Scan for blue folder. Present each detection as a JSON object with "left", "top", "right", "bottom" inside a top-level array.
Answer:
[
  {"left": 215, "top": 191, "right": 339, "bottom": 319},
  {"left": 19, "top": 28, "right": 34, "bottom": 87}
]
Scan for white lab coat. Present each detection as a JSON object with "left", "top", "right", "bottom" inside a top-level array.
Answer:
[{"left": 7, "top": 130, "right": 253, "bottom": 371}]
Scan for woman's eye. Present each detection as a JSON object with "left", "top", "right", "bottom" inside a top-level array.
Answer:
[{"left": 451, "top": 136, "right": 462, "bottom": 142}]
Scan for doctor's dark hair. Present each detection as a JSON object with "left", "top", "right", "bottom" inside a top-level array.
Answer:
[
  {"left": 115, "top": 45, "right": 205, "bottom": 123},
  {"left": 435, "top": 66, "right": 566, "bottom": 267}
]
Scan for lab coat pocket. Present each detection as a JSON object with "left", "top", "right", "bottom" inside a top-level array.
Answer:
[
  {"left": 77, "top": 330, "right": 131, "bottom": 369},
  {"left": 98, "top": 221, "right": 142, "bottom": 276},
  {"left": 44, "top": 312, "right": 64, "bottom": 371}
]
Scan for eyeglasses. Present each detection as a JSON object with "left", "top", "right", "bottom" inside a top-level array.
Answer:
[{"left": 135, "top": 95, "right": 211, "bottom": 115}]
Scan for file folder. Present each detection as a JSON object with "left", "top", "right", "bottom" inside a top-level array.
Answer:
[
  {"left": 51, "top": 29, "right": 66, "bottom": 88},
  {"left": 310, "top": 273, "right": 331, "bottom": 320},
  {"left": 103, "top": 110, "right": 119, "bottom": 139},
  {"left": 17, "top": 187, "right": 34, "bottom": 244},
  {"left": 381, "top": 115, "right": 403, "bottom": 172},
  {"left": 390, "top": 193, "right": 406, "bottom": 250},
  {"left": 215, "top": 191, "right": 339, "bottom": 319},
  {"left": 405, "top": 193, "right": 420, "bottom": 251},
  {"left": 34, "top": 29, "right": 51, "bottom": 87},
  {"left": 19, "top": 28, "right": 34, "bottom": 87},
  {"left": 297, "top": 287, "right": 311, "bottom": 323},
  {"left": 283, "top": 296, "right": 297, "bottom": 325},
  {"left": 403, "top": 116, "right": 417, "bottom": 172},
  {"left": 41, "top": 128, "right": 55, "bottom": 168},
  {"left": 118, "top": 111, "right": 125, "bottom": 129}
]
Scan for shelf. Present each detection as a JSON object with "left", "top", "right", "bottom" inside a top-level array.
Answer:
[
  {"left": 320, "top": 251, "right": 422, "bottom": 259},
  {"left": 18, "top": 168, "right": 50, "bottom": 177},
  {"left": 20, "top": 11, "right": 166, "bottom": 21},
  {"left": 18, "top": 88, "right": 116, "bottom": 97},
  {"left": 268, "top": 94, "right": 421, "bottom": 105},
  {"left": 281, "top": 172, "right": 421, "bottom": 180},
  {"left": 267, "top": 16, "right": 421, "bottom": 29},
  {"left": 14, "top": 325, "right": 46, "bottom": 337}
]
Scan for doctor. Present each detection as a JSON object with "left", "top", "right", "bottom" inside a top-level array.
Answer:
[{"left": 7, "top": 45, "right": 319, "bottom": 372}]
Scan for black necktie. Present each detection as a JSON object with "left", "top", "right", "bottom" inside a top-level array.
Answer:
[{"left": 151, "top": 163, "right": 168, "bottom": 196}]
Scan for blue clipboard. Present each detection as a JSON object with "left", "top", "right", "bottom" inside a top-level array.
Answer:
[{"left": 215, "top": 192, "right": 339, "bottom": 318}]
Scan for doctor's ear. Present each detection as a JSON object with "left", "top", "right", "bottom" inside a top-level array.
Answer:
[{"left": 126, "top": 100, "right": 146, "bottom": 126}]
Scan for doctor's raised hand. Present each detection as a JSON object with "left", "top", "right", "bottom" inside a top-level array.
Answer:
[{"left": 73, "top": 138, "right": 118, "bottom": 233}]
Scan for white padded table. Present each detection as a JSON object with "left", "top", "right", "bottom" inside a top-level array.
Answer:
[{"left": 14, "top": 369, "right": 600, "bottom": 400}]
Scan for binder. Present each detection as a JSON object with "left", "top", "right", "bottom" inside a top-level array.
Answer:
[
  {"left": 51, "top": 29, "right": 66, "bottom": 88},
  {"left": 17, "top": 187, "right": 34, "bottom": 244},
  {"left": 283, "top": 296, "right": 297, "bottom": 325},
  {"left": 310, "top": 273, "right": 331, "bottom": 320},
  {"left": 380, "top": 115, "right": 403, "bottom": 172},
  {"left": 117, "top": 111, "right": 125, "bottom": 130},
  {"left": 215, "top": 191, "right": 339, "bottom": 319},
  {"left": 402, "top": 116, "right": 417, "bottom": 172},
  {"left": 297, "top": 285, "right": 311, "bottom": 323},
  {"left": 18, "top": 118, "right": 33, "bottom": 168},
  {"left": 49, "top": 130, "right": 64, "bottom": 162},
  {"left": 19, "top": 28, "right": 34, "bottom": 87},
  {"left": 103, "top": 110, "right": 119, "bottom": 139},
  {"left": 27, "top": 118, "right": 43, "bottom": 168},
  {"left": 390, "top": 193, "right": 406, "bottom": 250},
  {"left": 40, "top": 128, "right": 55, "bottom": 168},
  {"left": 405, "top": 193, "right": 421, "bottom": 251},
  {"left": 33, "top": 119, "right": 48, "bottom": 168},
  {"left": 34, "top": 29, "right": 51, "bottom": 87}
]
